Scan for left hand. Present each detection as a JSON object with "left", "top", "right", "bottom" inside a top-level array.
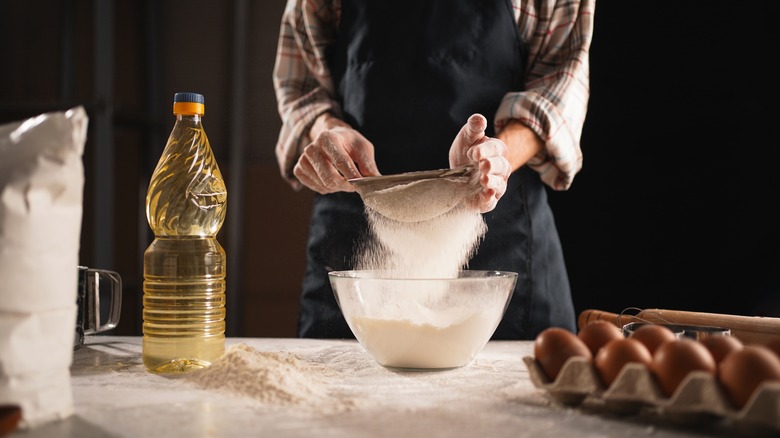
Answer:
[{"left": 449, "top": 114, "right": 511, "bottom": 213}]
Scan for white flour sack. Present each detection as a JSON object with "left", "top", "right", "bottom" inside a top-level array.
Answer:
[{"left": 0, "top": 107, "right": 88, "bottom": 429}]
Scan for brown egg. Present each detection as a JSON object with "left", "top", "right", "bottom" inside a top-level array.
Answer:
[
  {"left": 594, "top": 338, "right": 653, "bottom": 388},
  {"left": 764, "top": 337, "right": 780, "bottom": 358},
  {"left": 718, "top": 345, "right": 780, "bottom": 409},
  {"left": 534, "top": 327, "right": 592, "bottom": 381},
  {"left": 651, "top": 338, "right": 716, "bottom": 397},
  {"left": 0, "top": 405, "right": 22, "bottom": 436},
  {"left": 699, "top": 335, "right": 743, "bottom": 364},
  {"left": 628, "top": 324, "right": 677, "bottom": 355},
  {"left": 578, "top": 320, "right": 624, "bottom": 356}
]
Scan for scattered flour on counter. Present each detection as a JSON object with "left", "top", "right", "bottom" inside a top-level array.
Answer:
[{"left": 184, "top": 343, "right": 353, "bottom": 411}]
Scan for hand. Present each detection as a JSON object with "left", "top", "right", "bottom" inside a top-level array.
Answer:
[
  {"left": 449, "top": 114, "right": 511, "bottom": 213},
  {"left": 294, "top": 115, "right": 380, "bottom": 194}
]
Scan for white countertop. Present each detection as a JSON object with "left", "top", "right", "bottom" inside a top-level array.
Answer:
[{"left": 10, "top": 336, "right": 744, "bottom": 437}]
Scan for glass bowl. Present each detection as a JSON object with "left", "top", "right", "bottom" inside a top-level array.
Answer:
[{"left": 329, "top": 270, "right": 517, "bottom": 370}]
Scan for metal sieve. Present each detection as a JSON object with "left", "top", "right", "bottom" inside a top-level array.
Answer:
[{"left": 349, "top": 165, "right": 480, "bottom": 223}]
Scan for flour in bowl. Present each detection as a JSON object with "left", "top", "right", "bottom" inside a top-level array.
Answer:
[{"left": 353, "top": 312, "right": 501, "bottom": 369}]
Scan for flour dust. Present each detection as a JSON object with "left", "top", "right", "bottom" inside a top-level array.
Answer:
[{"left": 355, "top": 205, "right": 487, "bottom": 278}]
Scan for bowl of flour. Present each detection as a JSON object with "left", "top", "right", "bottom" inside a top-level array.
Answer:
[{"left": 329, "top": 270, "right": 517, "bottom": 370}]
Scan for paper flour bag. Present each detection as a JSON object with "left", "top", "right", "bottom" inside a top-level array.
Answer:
[{"left": 0, "top": 106, "right": 87, "bottom": 429}]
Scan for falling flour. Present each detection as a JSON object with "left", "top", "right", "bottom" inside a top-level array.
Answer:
[{"left": 356, "top": 204, "right": 487, "bottom": 278}]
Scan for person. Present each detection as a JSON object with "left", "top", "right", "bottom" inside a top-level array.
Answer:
[{"left": 272, "top": 0, "right": 595, "bottom": 339}]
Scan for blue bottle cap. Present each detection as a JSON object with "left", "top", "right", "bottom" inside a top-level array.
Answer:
[{"left": 173, "top": 92, "right": 205, "bottom": 104}]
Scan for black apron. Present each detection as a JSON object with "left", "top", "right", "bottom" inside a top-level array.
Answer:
[{"left": 297, "top": 0, "right": 576, "bottom": 340}]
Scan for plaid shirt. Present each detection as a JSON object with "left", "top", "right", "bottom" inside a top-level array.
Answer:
[{"left": 273, "top": 0, "right": 594, "bottom": 191}]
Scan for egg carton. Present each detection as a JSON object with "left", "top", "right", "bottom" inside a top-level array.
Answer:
[{"left": 522, "top": 356, "right": 780, "bottom": 431}]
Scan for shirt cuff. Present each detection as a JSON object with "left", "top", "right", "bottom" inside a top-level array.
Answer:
[
  {"left": 275, "top": 91, "right": 340, "bottom": 190},
  {"left": 495, "top": 91, "right": 583, "bottom": 191}
]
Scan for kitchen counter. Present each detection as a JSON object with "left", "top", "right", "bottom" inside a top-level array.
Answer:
[{"left": 10, "top": 336, "right": 750, "bottom": 437}]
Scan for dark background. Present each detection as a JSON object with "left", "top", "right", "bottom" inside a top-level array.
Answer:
[
  {"left": 1, "top": 1, "right": 778, "bottom": 338},
  {"left": 554, "top": 1, "right": 780, "bottom": 319}
]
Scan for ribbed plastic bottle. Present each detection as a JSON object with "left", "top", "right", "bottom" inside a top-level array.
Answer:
[{"left": 142, "top": 92, "right": 227, "bottom": 373}]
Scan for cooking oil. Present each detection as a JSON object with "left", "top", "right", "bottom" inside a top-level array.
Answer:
[{"left": 142, "top": 92, "right": 227, "bottom": 373}]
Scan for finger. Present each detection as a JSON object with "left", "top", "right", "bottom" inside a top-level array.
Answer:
[
  {"left": 302, "top": 134, "right": 357, "bottom": 192},
  {"left": 293, "top": 158, "right": 328, "bottom": 193},
  {"left": 478, "top": 155, "right": 512, "bottom": 179},
  {"left": 312, "top": 157, "right": 354, "bottom": 192},
  {"left": 354, "top": 154, "right": 381, "bottom": 177},
  {"left": 481, "top": 197, "right": 499, "bottom": 213},
  {"left": 317, "top": 131, "right": 363, "bottom": 181},
  {"left": 455, "top": 114, "right": 488, "bottom": 150},
  {"left": 469, "top": 138, "right": 507, "bottom": 162},
  {"left": 346, "top": 133, "right": 381, "bottom": 177},
  {"left": 328, "top": 152, "right": 362, "bottom": 181},
  {"left": 463, "top": 114, "right": 488, "bottom": 143},
  {"left": 298, "top": 145, "right": 354, "bottom": 193},
  {"left": 450, "top": 114, "right": 488, "bottom": 168},
  {"left": 464, "top": 187, "right": 500, "bottom": 213},
  {"left": 482, "top": 173, "right": 507, "bottom": 199}
]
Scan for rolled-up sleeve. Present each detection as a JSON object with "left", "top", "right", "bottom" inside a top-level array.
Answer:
[
  {"left": 496, "top": 0, "right": 595, "bottom": 191},
  {"left": 273, "top": 0, "right": 341, "bottom": 189}
]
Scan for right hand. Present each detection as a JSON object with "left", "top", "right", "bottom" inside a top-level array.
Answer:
[
  {"left": 449, "top": 114, "right": 511, "bottom": 214},
  {"left": 294, "top": 115, "right": 380, "bottom": 194}
]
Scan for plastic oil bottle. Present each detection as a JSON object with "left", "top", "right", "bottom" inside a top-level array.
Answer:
[{"left": 142, "top": 92, "right": 227, "bottom": 373}]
